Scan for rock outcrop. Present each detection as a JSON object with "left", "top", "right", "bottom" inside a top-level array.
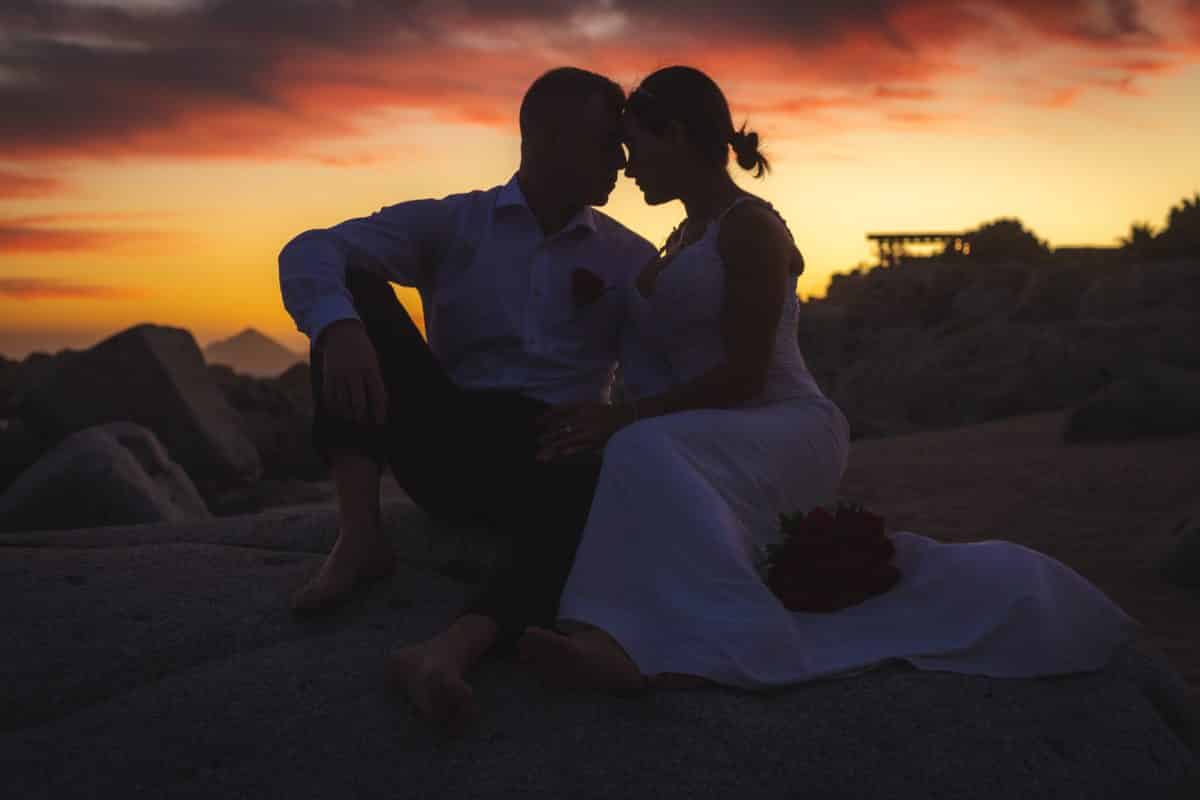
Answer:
[
  {"left": 0, "top": 417, "right": 42, "bottom": 493},
  {"left": 809, "top": 256, "right": 1200, "bottom": 438},
  {"left": 1064, "top": 362, "right": 1200, "bottom": 442},
  {"left": 20, "top": 324, "right": 261, "bottom": 488},
  {"left": 0, "top": 422, "right": 209, "bottom": 532},
  {"left": 0, "top": 504, "right": 1195, "bottom": 799},
  {"left": 831, "top": 322, "right": 1111, "bottom": 438},
  {"left": 209, "top": 362, "right": 323, "bottom": 481}
]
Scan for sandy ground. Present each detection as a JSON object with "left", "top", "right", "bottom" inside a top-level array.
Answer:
[{"left": 840, "top": 411, "right": 1200, "bottom": 691}]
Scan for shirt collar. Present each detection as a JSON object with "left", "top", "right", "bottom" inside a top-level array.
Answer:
[{"left": 497, "top": 173, "right": 597, "bottom": 235}]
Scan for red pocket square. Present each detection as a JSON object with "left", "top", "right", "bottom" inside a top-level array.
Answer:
[{"left": 571, "top": 268, "right": 607, "bottom": 310}]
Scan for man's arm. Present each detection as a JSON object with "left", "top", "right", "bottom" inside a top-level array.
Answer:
[
  {"left": 278, "top": 196, "right": 462, "bottom": 424},
  {"left": 278, "top": 197, "right": 458, "bottom": 341}
]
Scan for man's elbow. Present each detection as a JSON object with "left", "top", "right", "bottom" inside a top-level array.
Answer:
[{"left": 278, "top": 228, "right": 328, "bottom": 269}]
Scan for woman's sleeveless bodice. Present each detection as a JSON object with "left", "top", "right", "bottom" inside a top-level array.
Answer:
[{"left": 624, "top": 197, "right": 826, "bottom": 406}]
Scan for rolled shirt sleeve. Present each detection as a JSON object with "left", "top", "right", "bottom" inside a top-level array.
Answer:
[{"left": 278, "top": 197, "right": 460, "bottom": 341}]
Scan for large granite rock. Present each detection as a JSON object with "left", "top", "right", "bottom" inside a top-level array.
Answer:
[
  {"left": 0, "top": 417, "right": 42, "bottom": 493},
  {"left": 0, "top": 353, "right": 15, "bottom": 413},
  {"left": 1064, "top": 362, "right": 1200, "bottom": 442},
  {"left": 0, "top": 422, "right": 210, "bottom": 532},
  {"left": 209, "top": 363, "right": 323, "bottom": 481},
  {"left": 0, "top": 350, "right": 71, "bottom": 418},
  {"left": 0, "top": 510, "right": 1196, "bottom": 799},
  {"left": 276, "top": 361, "right": 315, "bottom": 417},
  {"left": 21, "top": 324, "right": 261, "bottom": 488}
]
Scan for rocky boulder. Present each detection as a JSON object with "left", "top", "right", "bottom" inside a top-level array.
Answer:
[
  {"left": 1064, "top": 362, "right": 1200, "bottom": 443},
  {"left": 0, "top": 417, "right": 44, "bottom": 493},
  {"left": 832, "top": 322, "right": 1112, "bottom": 438},
  {"left": 949, "top": 281, "right": 1017, "bottom": 323},
  {"left": 1080, "top": 264, "right": 1146, "bottom": 320},
  {"left": 209, "top": 363, "right": 323, "bottom": 481},
  {"left": 20, "top": 324, "right": 260, "bottom": 488},
  {"left": 0, "top": 422, "right": 210, "bottom": 533},
  {"left": 0, "top": 354, "right": 14, "bottom": 413},
  {"left": 0, "top": 513, "right": 1195, "bottom": 798},
  {"left": 275, "top": 361, "right": 314, "bottom": 418},
  {"left": 1011, "top": 263, "right": 1089, "bottom": 322},
  {"left": 0, "top": 350, "right": 69, "bottom": 418},
  {"left": 1140, "top": 259, "right": 1200, "bottom": 314}
]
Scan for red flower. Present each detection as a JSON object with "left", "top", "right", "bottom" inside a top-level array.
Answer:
[
  {"left": 765, "top": 503, "right": 901, "bottom": 612},
  {"left": 571, "top": 268, "right": 607, "bottom": 310}
]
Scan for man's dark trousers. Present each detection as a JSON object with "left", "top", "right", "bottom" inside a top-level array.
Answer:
[{"left": 309, "top": 270, "right": 603, "bottom": 650}]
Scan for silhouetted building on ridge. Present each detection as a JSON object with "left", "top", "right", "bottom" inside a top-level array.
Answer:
[{"left": 866, "top": 231, "right": 968, "bottom": 266}]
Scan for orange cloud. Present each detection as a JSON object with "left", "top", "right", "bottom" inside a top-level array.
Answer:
[
  {"left": 0, "top": 171, "right": 69, "bottom": 199},
  {"left": 1041, "top": 86, "right": 1085, "bottom": 108},
  {"left": 0, "top": 214, "right": 176, "bottom": 254},
  {"left": 873, "top": 86, "right": 940, "bottom": 101},
  {"left": 0, "top": 278, "right": 146, "bottom": 300},
  {"left": 885, "top": 110, "right": 962, "bottom": 127},
  {"left": 0, "top": 0, "right": 1192, "bottom": 166}
]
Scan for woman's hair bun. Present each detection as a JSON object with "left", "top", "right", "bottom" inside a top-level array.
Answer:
[{"left": 730, "top": 125, "right": 769, "bottom": 178}]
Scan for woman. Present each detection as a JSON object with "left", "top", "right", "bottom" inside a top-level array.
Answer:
[{"left": 520, "top": 66, "right": 1135, "bottom": 691}]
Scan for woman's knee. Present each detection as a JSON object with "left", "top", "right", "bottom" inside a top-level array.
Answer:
[{"left": 604, "top": 420, "right": 676, "bottom": 468}]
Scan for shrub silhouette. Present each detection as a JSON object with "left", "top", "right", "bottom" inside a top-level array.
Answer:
[
  {"left": 1155, "top": 192, "right": 1200, "bottom": 258},
  {"left": 1120, "top": 222, "right": 1157, "bottom": 259},
  {"left": 957, "top": 218, "right": 1050, "bottom": 262}
]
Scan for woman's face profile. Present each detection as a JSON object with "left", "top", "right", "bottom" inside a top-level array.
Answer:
[{"left": 622, "top": 113, "right": 678, "bottom": 206}]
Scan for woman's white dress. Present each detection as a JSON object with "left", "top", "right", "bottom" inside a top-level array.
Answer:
[{"left": 556, "top": 198, "right": 1137, "bottom": 689}]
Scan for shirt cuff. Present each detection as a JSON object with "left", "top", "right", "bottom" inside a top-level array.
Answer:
[{"left": 305, "top": 296, "right": 360, "bottom": 344}]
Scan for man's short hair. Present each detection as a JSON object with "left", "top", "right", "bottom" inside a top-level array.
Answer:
[{"left": 519, "top": 67, "right": 625, "bottom": 140}]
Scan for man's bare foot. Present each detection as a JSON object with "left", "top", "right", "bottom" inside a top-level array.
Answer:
[
  {"left": 387, "top": 643, "right": 479, "bottom": 734},
  {"left": 290, "top": 530, "right": 395, "bottom": 615},
  {"left": 518, "top": 627, "right": 646, "bottom": 692}
]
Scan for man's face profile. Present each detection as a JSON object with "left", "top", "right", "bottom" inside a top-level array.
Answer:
[{"left": 548, "top": 91, "right": 626, "bottom": 208}]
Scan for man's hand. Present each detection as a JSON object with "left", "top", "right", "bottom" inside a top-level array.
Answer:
[
  {"left": 318, "top": 319, "right": 389, "bottom": 425},
  {"left": 536, "top": 402, "right": 632, "bottom": 461}
]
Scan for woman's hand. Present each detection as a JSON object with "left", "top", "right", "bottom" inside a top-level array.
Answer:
[{"left": 536, "top": 402, "right": 633, "bottom": 461}]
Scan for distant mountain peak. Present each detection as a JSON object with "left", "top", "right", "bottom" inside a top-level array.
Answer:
[
  {"left": 204, "top": 329, "right": 304, "bottom": 378},
  {"left": 224, "top": 327, "right": 273, "bottom": 343}
]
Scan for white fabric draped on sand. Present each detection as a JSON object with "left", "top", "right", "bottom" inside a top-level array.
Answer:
[{"left": 557, "top": 407, "right": 1138, "bottom": 690}]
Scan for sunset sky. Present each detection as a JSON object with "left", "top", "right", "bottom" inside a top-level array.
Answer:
[{"left": 2, "top": 0, "right": 1198, "bottom": 358}]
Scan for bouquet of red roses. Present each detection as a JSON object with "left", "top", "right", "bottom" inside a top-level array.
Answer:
[{"left": 763, "top": 503, "right": 901, "bottom": 612}]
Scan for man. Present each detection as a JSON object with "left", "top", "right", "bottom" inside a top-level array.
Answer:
[{"left": 278, "top": 67, "right": 655, "bottom": 730}]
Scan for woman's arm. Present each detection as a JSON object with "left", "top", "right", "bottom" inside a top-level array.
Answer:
[
  {"left": 538, "top": 202, "right": 795, "bottom": 459},
  {"left": 636, "top": 201, "right": 794, "bottom": 416}
]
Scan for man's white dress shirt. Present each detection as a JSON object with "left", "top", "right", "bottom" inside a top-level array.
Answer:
[{"left": 279, "top": 175, "right": 656, "bottom": 405}]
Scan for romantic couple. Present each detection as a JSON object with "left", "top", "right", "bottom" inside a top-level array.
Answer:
[{"left": 279, "top": 66, "right": 1135, "bottom": 731}]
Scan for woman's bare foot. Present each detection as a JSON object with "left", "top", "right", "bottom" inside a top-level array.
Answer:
[
  {"left": 290, "top": 530, "right": 395, "bottom": 615},
  {"left": 518, "top": 627, "right": 646, "bottom": 692},
  {"left": 387, "top": 643, "right": 479, "bottom": 735}
]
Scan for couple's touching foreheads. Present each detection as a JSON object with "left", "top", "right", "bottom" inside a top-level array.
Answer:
[{"left": 278, "top": 66, "right": 1136, "bottom": 733}]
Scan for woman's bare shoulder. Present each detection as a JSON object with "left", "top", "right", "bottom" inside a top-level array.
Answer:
[{"left": 717, "top": 197, "right": 795, "bottom": 270}]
